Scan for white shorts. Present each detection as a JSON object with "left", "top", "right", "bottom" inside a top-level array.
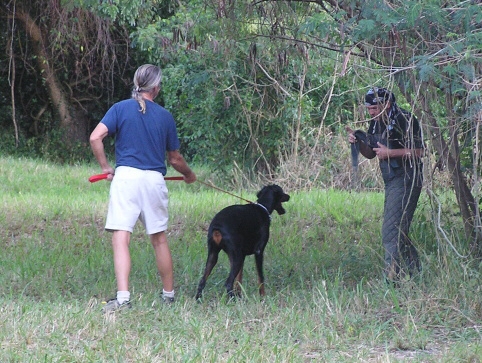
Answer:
[{"left": 105, "top": 166, "right": 169, "bottom": 234}]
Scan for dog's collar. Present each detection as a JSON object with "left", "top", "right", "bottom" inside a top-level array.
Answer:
[{"left": 255, "top": 203, "right": 271, "bottom": 220}]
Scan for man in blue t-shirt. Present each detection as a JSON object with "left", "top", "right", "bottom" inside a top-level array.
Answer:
[{"left": 90, "top": 64, "right": 196, "bottom": 312}]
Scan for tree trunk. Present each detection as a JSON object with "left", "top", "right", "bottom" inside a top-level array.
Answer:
[
  {"left": 15, "top": 8, "right": 83, "bottom": 146},
  {"left": 417, "top": 93, "right": 482, "bottom": 255}
]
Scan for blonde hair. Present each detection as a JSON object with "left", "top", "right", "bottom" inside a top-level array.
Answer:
[{"left": 131, "top": 64, "right": 162, "bottom": 114}]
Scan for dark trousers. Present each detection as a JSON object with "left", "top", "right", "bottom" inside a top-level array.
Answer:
[{"left": 381, "top": 160, "right": 422, "bottom": 280}]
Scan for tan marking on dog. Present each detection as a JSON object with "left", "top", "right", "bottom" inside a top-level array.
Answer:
[{"left": 212, "top": 230, "right": 222, "bottom": 245}]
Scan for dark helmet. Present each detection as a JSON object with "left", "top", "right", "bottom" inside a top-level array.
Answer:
[{"left": 365, "top": 88, "right": 395, "bottom": 106}]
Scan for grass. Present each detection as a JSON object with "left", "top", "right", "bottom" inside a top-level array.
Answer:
[{"left": 1, "top": 156, "right": 482, "bottom": 362}]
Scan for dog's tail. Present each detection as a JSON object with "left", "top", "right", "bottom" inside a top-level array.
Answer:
[{"left": 212, "top": 230, "right": 223, "bottom": 245}]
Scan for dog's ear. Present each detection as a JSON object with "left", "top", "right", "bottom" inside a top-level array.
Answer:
[{"left": 256, "top": 189, "right": 264, "bottom": 199}]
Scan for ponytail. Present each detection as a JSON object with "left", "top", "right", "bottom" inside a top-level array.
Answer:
[{"left": 132, "top": 64, "right": 162, "bottom": 114}]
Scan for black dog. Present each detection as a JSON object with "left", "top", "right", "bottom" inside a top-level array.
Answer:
[{"left": 195, "top": 184, "right": 290, "bottom": 300}]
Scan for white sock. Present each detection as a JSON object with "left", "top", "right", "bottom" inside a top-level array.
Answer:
[
  {"left": 162, "top": 289, "right": 175, "bottom": 298},
  {"left": 117, "top": 291, "right": 130, "bottom": 304}
]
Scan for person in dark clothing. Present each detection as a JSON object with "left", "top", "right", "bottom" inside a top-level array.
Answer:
[{"left": 347, "top": 87, "right": 424, "bottom": 282}]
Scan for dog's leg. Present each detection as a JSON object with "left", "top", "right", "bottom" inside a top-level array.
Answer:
[
  {"left": 226, "top": 253, "right": 244, "bottom": 298},
  {"left": 254, "top": 252, "right": 265, "bottom": 296},
  {"left": 195, "top": 247, "right": 219, "bottom": 300},
  {"left": 234, "top": 263, "right": 244, "bottom": 297}
]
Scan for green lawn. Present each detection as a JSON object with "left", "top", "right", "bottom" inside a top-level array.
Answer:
[{"left": 1, "top": 157, "right": 481, "bottom": 362}]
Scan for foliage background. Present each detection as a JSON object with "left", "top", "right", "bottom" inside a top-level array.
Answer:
[{"left": 0, "top": 1, "right": 481, "bottom": 248}]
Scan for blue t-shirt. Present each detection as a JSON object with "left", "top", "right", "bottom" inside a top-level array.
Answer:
[{"left": 100, "top": 99, "right": 180, "bottom": 174}]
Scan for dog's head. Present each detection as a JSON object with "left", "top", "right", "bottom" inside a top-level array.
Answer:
[{"left": 257, "top": 184, "right": 290, "bottom": 215}]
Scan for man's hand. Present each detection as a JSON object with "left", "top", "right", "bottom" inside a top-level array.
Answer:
[
  {"left": 167, "top": 150, "right": 196, "bottom": 184},
  {"left": 183, "top": 171, "right": 197, "bottom": 184},
  {"left": 346, "top": 126, "right": 356, "bottom": 144},
  {"left": 373, "top": 142, "right": 390, "bottom": 160},
  {"left": 102, "top": 168, "right": 115, "bottom": 181}
]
